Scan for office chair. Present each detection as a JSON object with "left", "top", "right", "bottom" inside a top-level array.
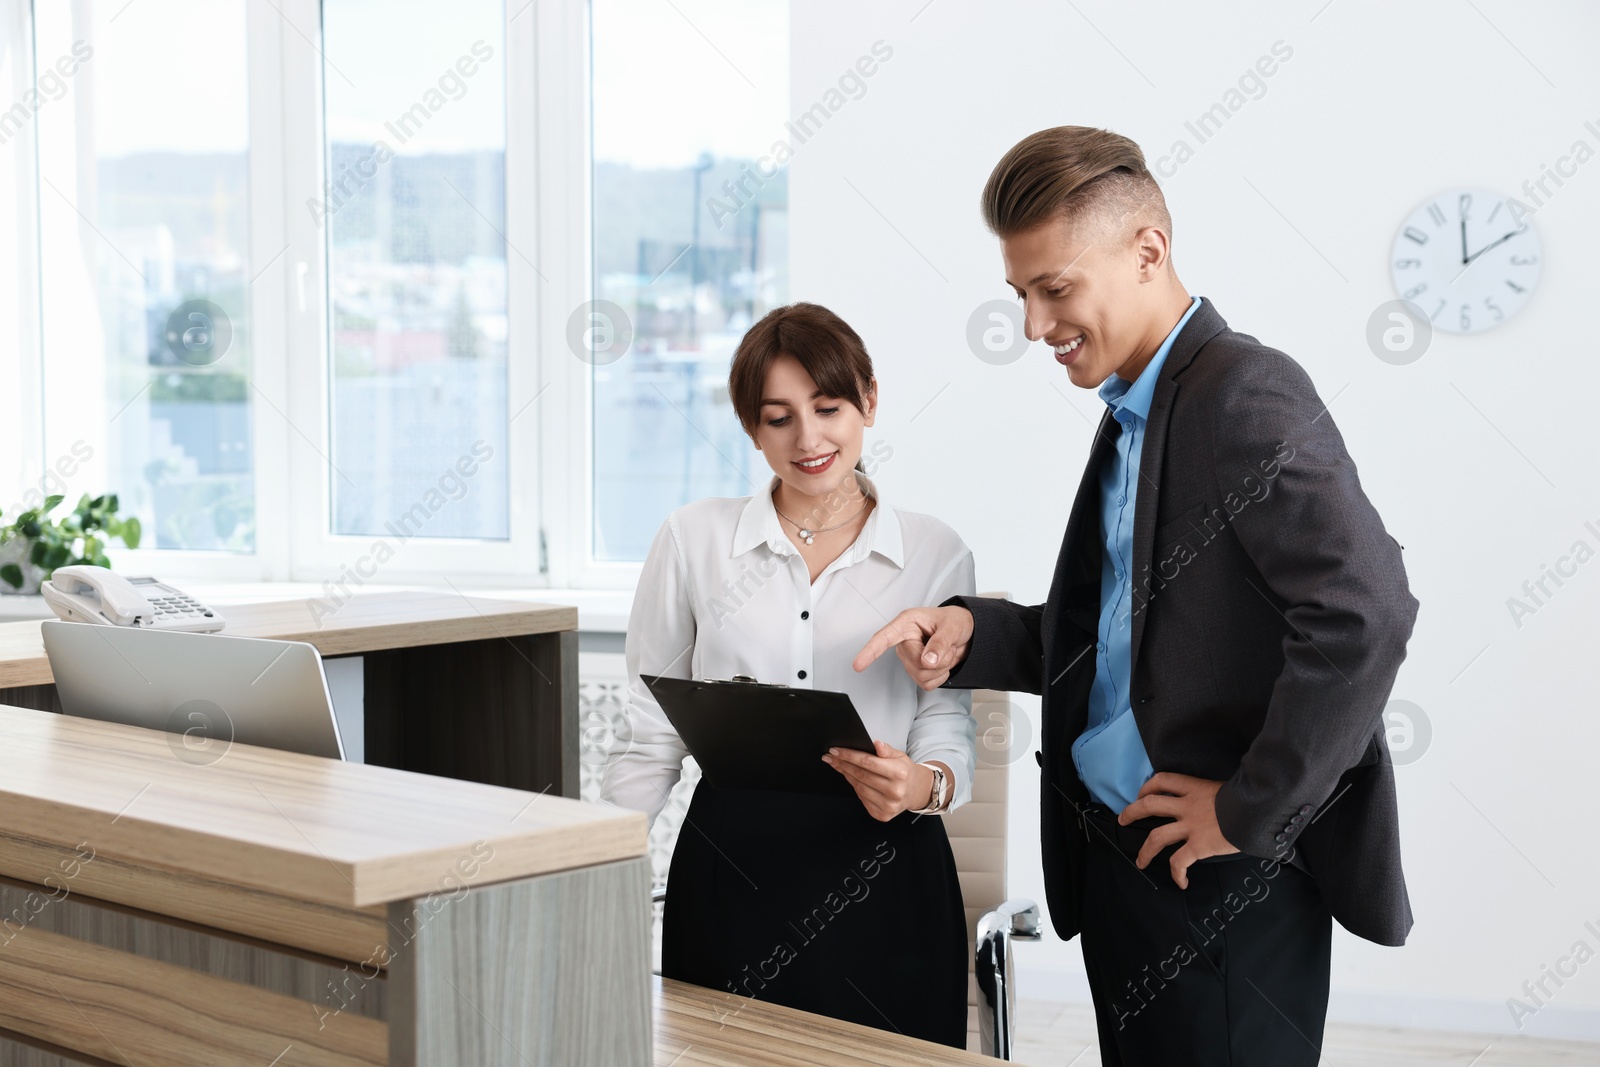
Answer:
[{"left": 648, "top": 593, "right": 1040, "bottom": 1059}]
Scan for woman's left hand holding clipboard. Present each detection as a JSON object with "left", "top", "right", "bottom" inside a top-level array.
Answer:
[{"left": 823, "top": 742, "right": 949, "bottom": 822}]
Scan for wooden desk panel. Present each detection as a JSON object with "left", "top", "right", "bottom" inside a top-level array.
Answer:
[
  {"left": 362, "top": 626, "right": 579, "bottom": 796},
  {"left": 0, "top": 925, "right": 387, "bottom": 1067},
  {"left": 0, "top": 856, "right": 654, "bottom": 1067},
  {"left": 0, "top": 831, "right": 391, "bottom": 968}
]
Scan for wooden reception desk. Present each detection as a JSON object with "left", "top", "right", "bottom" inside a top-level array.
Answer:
[
  {"left": 0, "top": 599, "right": 998, "bottom": 1067},
  {"left": 0, "top": 703, "right": 650, "bottom": 1066},
  {"left": 0, "top": 590, "right": 580, "bottom": 797}
]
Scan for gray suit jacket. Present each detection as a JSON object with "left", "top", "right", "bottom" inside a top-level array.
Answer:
[{"left": 943, "top": 297, "right": 1419, "bottom": 946}]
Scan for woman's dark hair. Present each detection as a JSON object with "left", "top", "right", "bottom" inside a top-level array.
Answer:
[{"left": 728, "top": 303, "right": 875, "bottom": 472}]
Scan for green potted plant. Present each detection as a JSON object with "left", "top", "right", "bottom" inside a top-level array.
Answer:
[{"left": 0, "top": 494, "right": 143, "bottom": 595}]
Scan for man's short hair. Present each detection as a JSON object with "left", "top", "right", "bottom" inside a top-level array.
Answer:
[{"left": 981, "top": 126, "right": 1172, "bottom": 249}]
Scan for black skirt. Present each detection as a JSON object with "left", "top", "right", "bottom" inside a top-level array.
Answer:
[{"left": 661, "top": 780, "right": 968, "bottom": 1048}]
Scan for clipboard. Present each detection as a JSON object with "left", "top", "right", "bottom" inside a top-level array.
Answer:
[{"left": 641, "top": 674, "right": 876, "bottom": 797}]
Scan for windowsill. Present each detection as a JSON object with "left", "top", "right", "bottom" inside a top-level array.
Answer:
[{"left": 0, "top": 581, "right": 638, "bottom": 634}]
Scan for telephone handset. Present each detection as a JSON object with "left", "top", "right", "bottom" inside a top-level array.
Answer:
[{"left": 40, "top": 566, "right": 225, "bottom": 633}]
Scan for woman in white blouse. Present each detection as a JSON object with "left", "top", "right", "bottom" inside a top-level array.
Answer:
[{"left": 602, "top": 302, "right": 976, "bottom": 1047}]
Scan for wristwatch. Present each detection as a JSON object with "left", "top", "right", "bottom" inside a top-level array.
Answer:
[{"left": 909, "top": 762, "right": 948, "bottom": 815}]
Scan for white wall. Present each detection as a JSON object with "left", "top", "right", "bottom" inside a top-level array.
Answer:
[{"left": 790, "top": 0, "right": 1600, "bottom": 1040}]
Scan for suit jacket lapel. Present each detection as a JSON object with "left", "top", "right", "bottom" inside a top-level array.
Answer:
[
  {"left": 1046, "top": 407, "right": 1120, "bottom": 649},
  {"left": 1129, "top": 376, "right": 1174, "bottom": 676},
  {"left": 1039, "top": 405, "right": 1120, "bottom": 774},
  {"left": 1128, "top": 298, "right": 1230, "bottom": 675}
]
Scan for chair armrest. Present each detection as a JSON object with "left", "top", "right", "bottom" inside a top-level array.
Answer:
[{"left": 993, "top": 898, "right": 1041, "bottom": 941}]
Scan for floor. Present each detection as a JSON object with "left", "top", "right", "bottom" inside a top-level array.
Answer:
[{"left": 1011, "top": 998, "right": 1599, "bottom": 1066}]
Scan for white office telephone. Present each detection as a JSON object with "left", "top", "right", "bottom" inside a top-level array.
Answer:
[{"left": 40, "top": 566, "right": 225, "bottom": 633}]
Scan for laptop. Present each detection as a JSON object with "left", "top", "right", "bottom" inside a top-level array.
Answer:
[{"left": 41, "top": 620, "right": 346, "bottom": 761}]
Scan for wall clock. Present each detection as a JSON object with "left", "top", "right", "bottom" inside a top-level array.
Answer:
[{"left": 1389, "top": 188, "right": 1540, "bottom": 334}]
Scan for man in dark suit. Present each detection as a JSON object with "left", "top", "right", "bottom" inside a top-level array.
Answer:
[{"left": 855, "top": 126, "right": 1419, "bottom": 1065}]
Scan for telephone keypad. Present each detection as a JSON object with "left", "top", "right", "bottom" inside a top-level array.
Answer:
[{"left": 150, "top": 591, "right": 206, "bottom": 617}]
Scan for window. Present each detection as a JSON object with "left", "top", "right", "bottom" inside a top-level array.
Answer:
[
  {"left": 35, "top": 0, "right": 254, "bottom": 551},
  {"left": 322, "top": 0, "right": 510, "bottom": 541},
  {"left": 589, "top": 0, "right": 789, "bottom": 562}
]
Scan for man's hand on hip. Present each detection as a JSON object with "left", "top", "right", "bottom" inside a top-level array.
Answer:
[
  {"left": 1119, "top": 772, "right": 1240, "bottom": 889},
  {"left": 852, "top": 605, "right": 974, "bottom": 691}
]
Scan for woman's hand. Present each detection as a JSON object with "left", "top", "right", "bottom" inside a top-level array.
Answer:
[{"left": 823, "top": 741, "right": 947, "bottom": 822}]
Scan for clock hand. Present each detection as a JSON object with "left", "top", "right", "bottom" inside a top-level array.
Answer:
[
  {"left": 1460, "top": 217, "right": 1469, "bottom": 265},
  {"left": 1465, "top": 228, "right": 1524, "bottom": 265}
]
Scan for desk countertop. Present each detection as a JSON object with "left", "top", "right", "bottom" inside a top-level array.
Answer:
[
  {"left": 0, "top": 702, "right": 646, "bottom": 908},
  {"left": 0, "top": 581, "right": 636, "bottom": 632},
  {"left": 653, "top": 977, "right": 993, "bottom": 1066},
  {"left": 0, "top": 588, "right": 581, "bottom": 689}
]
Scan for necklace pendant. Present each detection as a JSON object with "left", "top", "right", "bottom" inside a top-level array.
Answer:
[{"left": 801, "top": 530, "right": 815, "bottom": 545}]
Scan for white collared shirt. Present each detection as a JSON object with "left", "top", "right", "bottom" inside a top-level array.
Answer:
[{"left": 601, "top": 470, "right": 977, "bottom": 827}]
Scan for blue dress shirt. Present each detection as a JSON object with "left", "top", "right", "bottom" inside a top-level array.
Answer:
[{"left": 1071, "top": 296, "right": 1204, "bottom": 811}]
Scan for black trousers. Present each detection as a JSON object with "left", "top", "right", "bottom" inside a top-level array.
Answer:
[
  {"left": 661, "top": 781, "right": 968, "bottom": 1048},
  {"left": 1078, "top": 803, "right": 1332, "bottom": 1066}
]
